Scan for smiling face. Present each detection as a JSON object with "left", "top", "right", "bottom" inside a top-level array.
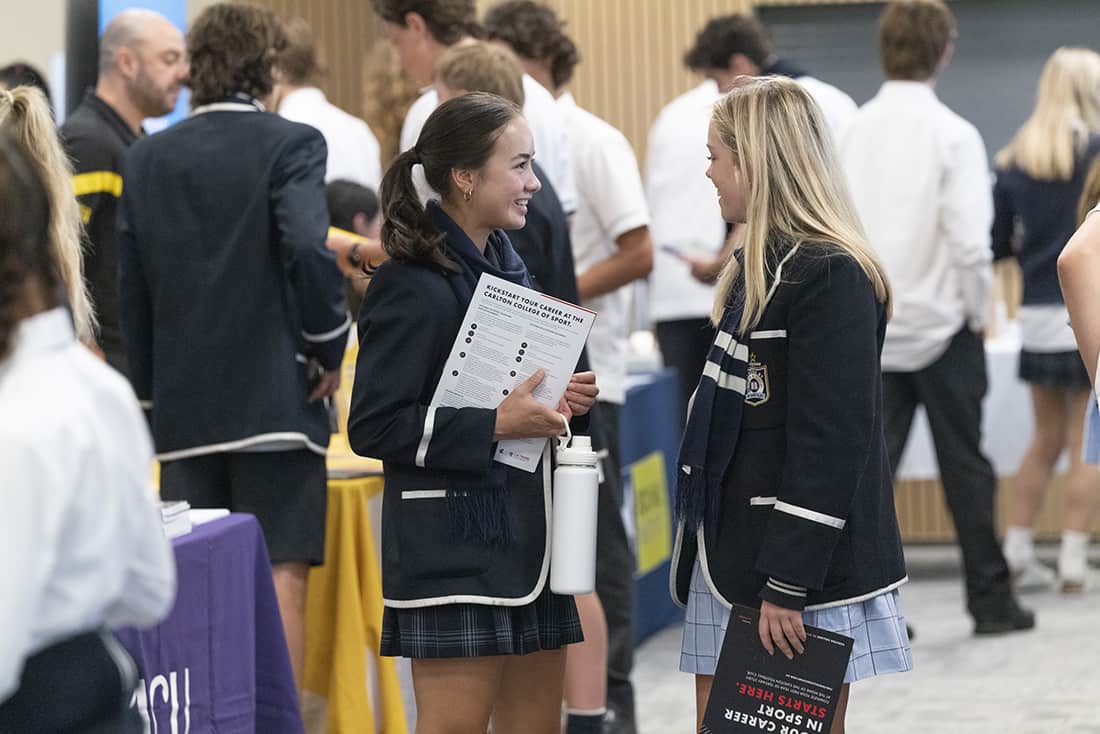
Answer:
[
  {"left": 459, "top": 115, "right": 541, "bottom": 230},
  {"left": 706, "top": 119, "right": 747, "bottom": 224}
]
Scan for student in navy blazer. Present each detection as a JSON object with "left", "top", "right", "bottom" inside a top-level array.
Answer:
[
  {"left": 673, "top": 77, "right": 911, "bottom": 733},
  {"left": 117, "top": 5, "right": 349, "bottom": 686},
  {"left": 348, "top": 92, "right": 598, "bottom": 734}
]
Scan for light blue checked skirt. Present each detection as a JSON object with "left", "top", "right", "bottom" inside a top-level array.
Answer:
[
  {"left": 680, "top": 561, "right": 912, "bottom": 683},
  {"left": 1085, "top": 397, "right": 1100, "bottom": 466}
]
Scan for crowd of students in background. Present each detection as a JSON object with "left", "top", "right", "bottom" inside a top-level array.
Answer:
[{"left": 1, "top": 0, "right": 1099, "bottom": 732}]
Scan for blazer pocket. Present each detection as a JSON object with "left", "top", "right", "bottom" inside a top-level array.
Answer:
[{"left": 398, "top": 490, "right": 491, "bottom": 580}]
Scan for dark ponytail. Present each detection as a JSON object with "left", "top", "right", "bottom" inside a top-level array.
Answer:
[
  {"left": 379, "top": 148, "right": 452, "bottom": 272},
  {"left": 379, "top": 92, "right": 521, "bottom": 270},
  {"left": 0, "top": 130, "right": 56, "bottom": 360}
]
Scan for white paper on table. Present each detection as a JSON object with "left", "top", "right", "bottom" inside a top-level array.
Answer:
[
  {"left": 430, "top": 273, "right": 596, "bottom": 472},
  {"left": 189, "top": 508, "right": 230, "bottom": 526}
]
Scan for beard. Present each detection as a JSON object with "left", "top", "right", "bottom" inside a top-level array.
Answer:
[{"left": 131, "top": 63, "right": 178, "bottom": 119}]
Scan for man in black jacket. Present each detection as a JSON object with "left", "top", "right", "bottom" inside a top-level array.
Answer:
[
  {"left": 61, "top": 9, "right": 187, "bottom": 376},
  {"left": 118, "top": 4, "right": 349, "bottom": 685}
]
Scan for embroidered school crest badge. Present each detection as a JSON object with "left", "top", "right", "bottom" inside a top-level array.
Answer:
[{"left": 745, "top": 361, "right": 770, "bottom": 406}]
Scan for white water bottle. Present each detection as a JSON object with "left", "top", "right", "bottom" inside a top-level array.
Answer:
[{"left": 550, "top": 434, "right": 600, "bottom": 595}]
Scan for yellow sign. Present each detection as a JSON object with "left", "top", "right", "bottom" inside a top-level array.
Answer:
[{"left": 631, "top": 451, "right": 672, "bottom": 575}]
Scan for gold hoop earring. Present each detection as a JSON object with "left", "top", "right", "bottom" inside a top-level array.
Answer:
[{"left": 463, "top": 189, "right": 473, "bottom": 203}]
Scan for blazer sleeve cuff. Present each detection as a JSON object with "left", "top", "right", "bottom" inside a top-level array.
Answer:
[{"left": 759, "top": 577, "right": 809, "bottom": 612}]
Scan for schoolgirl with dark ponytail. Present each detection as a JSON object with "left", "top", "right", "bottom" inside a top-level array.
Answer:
[{"left": 349, "top": 92, "right": 599, "bottom": 733}]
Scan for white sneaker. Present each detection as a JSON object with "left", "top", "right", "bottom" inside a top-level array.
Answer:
[{"left": 1011, "top": 561, "right": 1056, "bottom": 591}]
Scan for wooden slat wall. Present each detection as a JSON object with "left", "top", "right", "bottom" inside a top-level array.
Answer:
[
  {"left": 897, "top": 477, "right": 1100, "bottom": 543},
  {"left": 245, "top": 1, "right": 886, "bottom": 165}
]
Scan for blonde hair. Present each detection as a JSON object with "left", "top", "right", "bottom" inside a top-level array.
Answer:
[
  {"left": 0, "top": 86, "right": 95, "bottom": 341},
  {"left": 1077, "top": 154, "right": 1100, "bottom": 225},
  {"left": 710, "top": 76, "right": 891, "bottom": 330},
  {"left": 996, "top": 47, "right": 1100, "bottom": 181},
  {"left": 362, "top": 40, "right": 421, "bottom": 168}
]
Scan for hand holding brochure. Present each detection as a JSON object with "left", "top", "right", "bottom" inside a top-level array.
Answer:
[
  {"left": 430, "top": 273, "right": 596, "bottom": 472},
  {"left": 702, "top": 604, "right": 853, "bottom": 734}
]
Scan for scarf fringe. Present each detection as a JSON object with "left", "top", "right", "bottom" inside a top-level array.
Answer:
[
  {"left": 447, "top": 463, "right": 516, "bottom": 548},
  {"left": 676, "top": 466, "right": 708, "bottom": 529}
]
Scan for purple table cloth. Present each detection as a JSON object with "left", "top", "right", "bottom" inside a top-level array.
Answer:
[{"left": 116, "top": 513, "right": 304, "bottom": 734}]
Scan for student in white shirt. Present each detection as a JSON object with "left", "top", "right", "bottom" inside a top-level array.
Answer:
[
  {"left": 0, "top": 132, "right": 175, "bottom": 730},
  {"left": 646, "top": 80, "right": 727, "bottom": 422},
  {"left": 371, "top": 0, "right": 577, "bottom": 215},
  {"left": 649, "top": 14, "right": 858, "bottom": 421},
  {"left": 481, "top": 7, "right": 653, "bottom": 732},
  {"left": 839, "top": 0, "right": 1033, "bottom": 635},
  {"left": 682, "top": 14, "right": 856, "bottom": 142},
  {"left": 275, "top": 17, "right": 383, "bottom": 190}
]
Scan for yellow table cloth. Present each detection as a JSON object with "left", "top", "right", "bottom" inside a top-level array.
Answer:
[{"left": 303, "top": 474, "right": 407, "bottom": 734}]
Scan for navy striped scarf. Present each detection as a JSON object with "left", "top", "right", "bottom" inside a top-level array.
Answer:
[
  {"left": 675, "top": 292, "right": 749, "bottom": 530},
  {"left": 676, "top": 243, "right": 800, "bottom": 530},
  {"left": 428, "top": 203, "right": 532, "bottom": 547}
]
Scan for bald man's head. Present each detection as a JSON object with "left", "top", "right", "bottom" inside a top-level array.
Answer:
[{"left": 98, "top": 9, "right": 188, "bottom": 118}]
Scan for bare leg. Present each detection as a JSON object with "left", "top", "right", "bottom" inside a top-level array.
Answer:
[
  {"left": 491, "top": 648, "right": 567, "bottom": 734},
  {"left": 411, "top": 656, "right": 503, "bottom": 734},
  {"left": 694, "top": 674, "right": 714, "bottom": 733},
  {"left": 564, "top": 593, "right": 608, "bottom": 710},
  {"left": 1063, "top": 390, "right": 1100, "bottom": 533},
  {"left": 1008, "top": 386, "right": 1069, "bottom": 528},
  {"left": 272, "top": 562, "right": 309, "bottom": 686}
]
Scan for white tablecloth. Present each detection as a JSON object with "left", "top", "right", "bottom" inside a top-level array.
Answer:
[{"left": 895, "top": 324, "right": 1064, "bottom": 480}]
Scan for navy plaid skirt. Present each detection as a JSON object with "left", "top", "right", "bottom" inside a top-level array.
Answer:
[
  {"left": 380, "top": 584, "right": 583, "bottom": 658},
  {"left": 1019, "top": 349, "right": 1091, "bottom": 391}
]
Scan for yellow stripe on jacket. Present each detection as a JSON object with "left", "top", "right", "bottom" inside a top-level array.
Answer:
[{"left": 72, "top": 171, "right": 123, "bottom": 198}]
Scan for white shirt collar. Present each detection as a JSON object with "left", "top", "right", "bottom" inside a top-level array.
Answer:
[
  {"left": 191, "top": 93, "right": 266, "bottom": 117},
  {"left": 876, "top": 80, "right": 938, "bottom": 101},
  {"left": 280, "top": 87, "right": 327, "bottom": 109},
  {"left": 1, "top": 308, "right": 73, "bottom": 376}
]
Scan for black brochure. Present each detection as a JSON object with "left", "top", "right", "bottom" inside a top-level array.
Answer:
[{"left": 701, "top": 604, "right": 853, "bottom": 734}]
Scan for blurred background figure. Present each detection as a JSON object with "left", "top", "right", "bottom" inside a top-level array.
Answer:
[
  {"left": 117, "top": 3, "right": 349, "bottom": 687},
  {"left": 362, "top": 39, "right": 423, "bottom": 168},
  {"left": 683, "top": 14, "right": 856, "bottom": 141},
  {"left": 647, "top": 13, "right": 857, "bottom": 427},
  {"left": 0, "top": 61, "right": 53, "bottom": 111},
  {"left": 0, "top": 86, "right": 95, "bottom": 346},
  {"left": 276, "top": 17, "right": 383, "bottom": 191},
  {"left": 60, "top": 8, "right": 187, "bottom": 378},
  {"left": 840, "top": 0, "right": 1033, "bottom": 635},
  {"left": 645, "top": 64, "right": 725, "bottom": 427},
  {"left": 372, "top": 0, "right": 577, "bottom": 215},
  {"left": 326, "top": 179, "right": 382, "bottom": 317},
  {"left": 485, "top": 4, "right": 654, "bottom": 733},
  {"left": 994, "top": 47, "right": 1100, "bottom": 593},
  {"left": 0, "top": 130, "right": 175, "bottom": 734}
]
